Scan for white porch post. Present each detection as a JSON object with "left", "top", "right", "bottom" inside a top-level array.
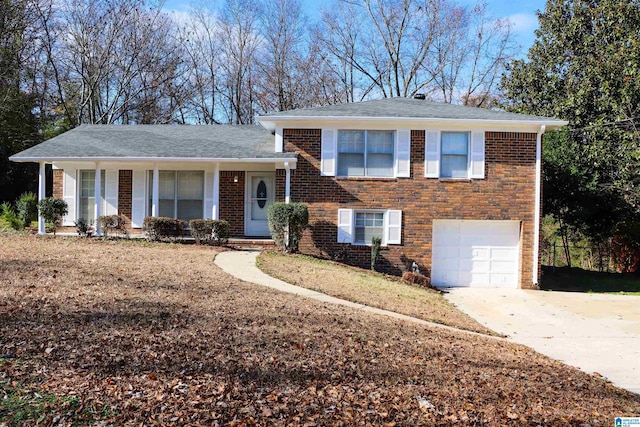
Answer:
[
  {"left": 94, "top": 163, "right": 102, "bottom": 236},
  {"left": 533, "top": 125, "right": 546, "bottom": 286},
  {"left": 284, "top": 162, "right": 291, "bottom": 204},
  {"left": 213, "top": 163, "right": 220, "bottom": 220},
  {"left": 38, "top": 162, "right": 46, "bottom": 235},
  {"left": 152, "top": 165, "right": 159, "bottom": 217}
]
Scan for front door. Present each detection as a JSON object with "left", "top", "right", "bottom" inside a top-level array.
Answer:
[{"left": 245, "top": 172, "right": 275, "bottom": 236}]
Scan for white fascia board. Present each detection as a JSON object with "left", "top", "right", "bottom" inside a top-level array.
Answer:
[
  {"left": 258, "top": 116, "right": 568, "bottom": 132},
  {"left": 11, "top": 156, "right": 298, "bottom": 164}
]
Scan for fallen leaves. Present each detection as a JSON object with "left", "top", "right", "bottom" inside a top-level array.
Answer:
[{"left": 0, "top": 233, "right": 639, "bottom": 426}]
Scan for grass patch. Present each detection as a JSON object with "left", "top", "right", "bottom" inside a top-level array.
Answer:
[
  {"left": 541, "top": 266, "right": 640, "bottom": 294},
  {"left": 257, "top": 251, "right": 496, "bottom": 335}
]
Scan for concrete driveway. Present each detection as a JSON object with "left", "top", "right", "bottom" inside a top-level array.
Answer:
[{"left": 444, "top": 288, "right": 640, "bottom": 394}]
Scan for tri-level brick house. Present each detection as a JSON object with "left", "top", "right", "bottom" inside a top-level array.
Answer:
[{"left": 10, "top": 97, "right": 566, "bottom": 289}]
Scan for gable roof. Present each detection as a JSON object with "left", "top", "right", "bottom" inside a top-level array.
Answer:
[
  {"left": 259, "top": 97, "right": 567, "bottom": 130},
  {"left": 10, "top": 124, "right": 295, "bottom": 162}
]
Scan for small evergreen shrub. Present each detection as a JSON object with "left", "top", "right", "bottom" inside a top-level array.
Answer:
[
  {"left": 74, "top": 218, "right": 93, "bottom": 237},
  {"left": 189, "top": 219, "right": 230, "bottom": 245},
  {"left": 37, "top": 197, "right": 68, "bottom": 236},
  {"left": 16, "top": 192, "right": 38, "bottom": 227},
  {"left": 267, "top": 202, "right": 309, "bottom": 253},
  {"left": 98, "top": 215, "right": 128, "bottom": 238},
  {"left": 371, "top": 236, "right": 382, "bottom": 270},
  {"left": 0, "top": 202, "right": 21, "bottom": 230},
  {"left": 143, "top": 216, "right": 186, "bottom": 241}
]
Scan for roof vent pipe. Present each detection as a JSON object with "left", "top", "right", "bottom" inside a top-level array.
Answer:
[{"left": 413, "top": 93, "right": 426, "bottom": 100}]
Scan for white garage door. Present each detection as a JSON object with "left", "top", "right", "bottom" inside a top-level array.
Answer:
[{"left": 431, "top": 220, "right": 520, "bottom": 288}]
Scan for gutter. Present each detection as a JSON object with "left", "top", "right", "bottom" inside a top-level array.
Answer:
[
  {"left": 533, "top": 125, "right": 546, "bottom": 287},
  {"left": 9, "top": 156, "right": 298, "bottom": 164}
]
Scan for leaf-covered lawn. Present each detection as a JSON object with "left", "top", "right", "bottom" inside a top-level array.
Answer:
[
  {"left": 1, "top": 233, "right": 639, "bottom": 426},
  {"left": 257, "top": 251, "right": 494, "bottom": 335}
]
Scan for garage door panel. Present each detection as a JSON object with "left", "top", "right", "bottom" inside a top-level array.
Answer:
[{"left": 432, "top": 220, "right": 520, "bottom": 288}]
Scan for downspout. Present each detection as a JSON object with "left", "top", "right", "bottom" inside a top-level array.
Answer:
[{"left": 533, "top": 125, "right": 546, "bottom": 286}]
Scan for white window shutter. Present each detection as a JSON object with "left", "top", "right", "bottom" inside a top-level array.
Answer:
[
  {"left": 425, "top": 130, "right": 440, "bottom": 178},
  {"left": 470, "top": 131, "right": 485, "bottom": 179},
  {"left": 204, "top": 171, "right": 214, "bottom": 219},
  {"left": 395, "top": 129, "right": 411, "bottom": 177},
  {"left": 131, "top": 170, "right": 146, "bottom": 228},
  {"left": 321, "top": 129, "right": 336, "bottom": 176},
  {"left": 104, "top": 170, "right": 119, "bottom": 216},
  {"left": 62, "top": 169, "right": 76, "bottom": 226},
  {"left": 337, "top": 208, "right": 353, "bottom": 243},
  {"left": 386, "top": 210, "right": 402, "bottom": 245}
]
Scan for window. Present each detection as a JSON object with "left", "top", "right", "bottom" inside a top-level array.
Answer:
[
  {"left": 337, "top": 209, "right": 402, "bottom": 245},
  {"left": 78, "top": 170, "right": 105, "bottom": 222},
  {"left": 148, "top": 171, "right": 204, "bottom": 222},
  {"left": 355, "top": 212, "right": 384, "bottom": 244},
  {"left": 440, "top": 132, "right": 469, "bottom": 178},
  {"left": 337, "top": 130, "right": 394, "bottom": 177}
]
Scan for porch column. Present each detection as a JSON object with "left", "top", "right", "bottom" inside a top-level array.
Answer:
[
  {"left": 38, "top": 161, "right": 46, "bottom": 235},
  {"left": 284, "top": 162, "right": 291, "bottom": 204},
  {"left": 94, "top": 163, "right": 102, "bottom": 236},
  {"left": 212, "top": 163, "right": 220, "bottom": 220},
  {"left": 152, "top": 165, "right": 159, "bottom": 217}
]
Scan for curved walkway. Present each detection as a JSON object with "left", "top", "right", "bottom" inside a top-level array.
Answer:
[{"left": 214, "top": 250, "right": 495, "bottom": 338}]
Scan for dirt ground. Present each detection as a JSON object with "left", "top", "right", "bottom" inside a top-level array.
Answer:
[{"left": 1, "top": 233, "right": 639, "bottom": 426}]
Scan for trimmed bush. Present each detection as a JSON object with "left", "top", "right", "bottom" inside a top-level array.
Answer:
[
  {"left": 371, "top": 236, "right": 382, "bottom": 270},
  {"left": 16, "top": 192, "right": 38, "bottom": 228},
  {"left": 402, "top": 271, "right": 438, "bottom": 291},
  {"left": 143, "top": 216, "right": 186, "bottom": 241},
  {"left": 37, "top": 197, "right": 68, "bottom": 236},
  {"left": 98, "top": 215, "right": 128, "bottom": 238},
  {"left": 189, "top": 219, "right": 230, "bottom": 245},
  {"left": 74, "top": 218, "right": 93, "bottom": 237},
  {"left": 267, "top": 202, "right": 309, "bottom": 253}
]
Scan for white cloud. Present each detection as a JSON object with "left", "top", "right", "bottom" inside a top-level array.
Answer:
[{"left": 507, "top": 13, "right": 539, "bottom": 34}]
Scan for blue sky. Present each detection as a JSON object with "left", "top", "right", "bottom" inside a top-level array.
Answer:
[{"left": 165, "top": 0, "right": 547, "bottom": 57}]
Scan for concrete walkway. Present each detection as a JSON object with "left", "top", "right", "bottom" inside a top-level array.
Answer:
[
  {"left": 445, "top": 288, "right": 640, "bottom": 394},
  {"left": 214, "top": 250, "right": 492, "bottom": 338}
]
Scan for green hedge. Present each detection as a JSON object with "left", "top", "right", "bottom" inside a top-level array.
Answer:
[
  {"left": 16, "top": 192, "right": 38, "bottom": 228},
  {"left": 189, "top": 219, "right": 230, "bottom": 245},
  {"left": 143, "top": 216, "right": 186, "bottom": 241},
  {"left": 267, "top": 202, "right": 308, "bottom": 253},
  {"left": 37, "top": 197, "right": 68, "bottom": 236}
]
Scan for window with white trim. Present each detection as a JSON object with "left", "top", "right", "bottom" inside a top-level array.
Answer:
[
  {"left": 440, "top": 132, "right": 469, "bottom": 178},
  {"left": 148, "top": 170, "right": 204, "bottom": 222},
  {"left": 355, "top": 211, "right": 384, "bottom": 244},
  {"left": 78, "top": 170, "right": 105, "bottom": 222},
  {"left": 337, "top": 130, "right": 395, "bottom": 177},
  {"left": 337, "top": 208, "right": 402, "bottom": 245}
]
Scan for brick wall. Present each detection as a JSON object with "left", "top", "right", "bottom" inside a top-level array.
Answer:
[
  {"left": 283, "top": 128, "right": 539, "bottom": 288},
  {"left": 118, "top": 170, "right": 133, "bottom": 230},
  {"left": 52, "top": 169, "right": 63, "bottom": 199},
  {"left": 220, "top": 171, "right": 245, "bottom": 236}
]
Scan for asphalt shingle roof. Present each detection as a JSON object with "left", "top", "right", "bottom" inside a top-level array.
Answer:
[
  {"left": 10, "top": 124, "right": 294, "bottom": 161},
  {"left": 259, "top": 97, "right": 564, "bottom": 123}
]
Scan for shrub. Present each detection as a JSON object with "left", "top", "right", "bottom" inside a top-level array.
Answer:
[
  {"left": 402, "top": 271, "right": 438, "bottom": 291},
  {"left": 16, "top": 192, "right": 38, "bottom": 227},
  {"left": 371, "top": 236, "right": 382, "bottom": 270},
  {"left": 143, "top": 216, "right": 186, "bottom": 241},
  {"left": 37, "top": 198, "right": 68, "bottom": 236},
  {"left": 0, "top": 202, "right": 21, "bottom": 230},
  {"left": 267, "top": 202, "right": 309, "bottom": 253},
  {"left": 189, "top": 219, "right": 230, "bottom": 245},
  {"left": 98, "top": 215, "right": 128, "bottom": 238},
  {"left": 74, "top": 218, "right": 93, "bottom": 237}
]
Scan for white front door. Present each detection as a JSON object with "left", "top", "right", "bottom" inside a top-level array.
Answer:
[
  {"left": 245, "top": 172, "right": 275, "bottom": 236},
  {"left": 431, "top": 220, "right": 521, "bottom": 288}
]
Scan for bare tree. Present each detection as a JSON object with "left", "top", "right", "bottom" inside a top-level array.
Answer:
[{"left": 218, "top": 0, "right": 262, "bottom": 124}]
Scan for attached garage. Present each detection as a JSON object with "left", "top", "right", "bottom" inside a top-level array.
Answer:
[{"left": 431, "top": 220, "right": 521, "bottom": 288}]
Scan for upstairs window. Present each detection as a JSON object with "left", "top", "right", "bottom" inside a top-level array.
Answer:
[
  {"left": 337, "top": 130, "right": 395, "bottom": 177},
  {"left": 440, "top": 132, "right": 469, "bottom": 179}
]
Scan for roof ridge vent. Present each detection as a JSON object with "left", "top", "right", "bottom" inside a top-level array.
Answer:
[{"left": 413, "top": 93, "right": 426, "bottom": 100}]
